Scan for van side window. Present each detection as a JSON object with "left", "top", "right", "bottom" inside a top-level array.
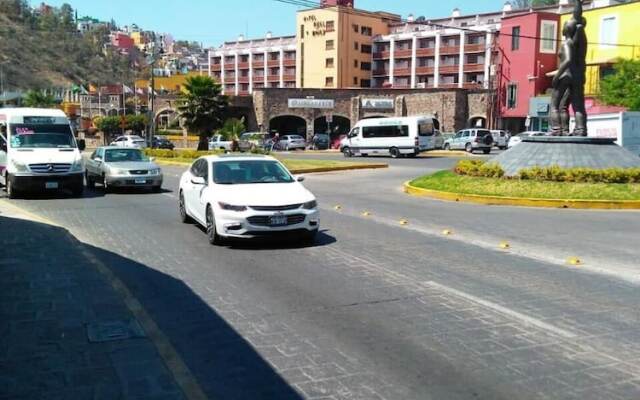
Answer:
[{"left": 362, "top": 125, "right": 409, "bottom": 138}]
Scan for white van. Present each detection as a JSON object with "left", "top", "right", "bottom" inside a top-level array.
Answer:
[
  {"left": 0, "top": 108, "right": 86, "bottom": 198},
  {"left": 340, "top": 116, "right": 440, "bottom": 158}
]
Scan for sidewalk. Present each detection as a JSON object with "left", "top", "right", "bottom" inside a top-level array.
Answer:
[{"left": 0, "top": 202, "right": 186, "bottom": 400}]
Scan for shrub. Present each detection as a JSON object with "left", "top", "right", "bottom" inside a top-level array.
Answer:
[
  {"left": 454, "top": 160, "right": 505, "bottom": 178},
  {"left": 519, "top": 166, "right": 640, "bottom": 184},
  {"left": 144, "top": 148, "right": 224, "bottom": 159}
]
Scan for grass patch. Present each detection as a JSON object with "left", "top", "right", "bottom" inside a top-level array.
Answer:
[
  {"left": 153, "top": 156, "right": 386, "bottom": 172},
  {"left": 410, "top": 170, "right": 640, "bottom": 201}
]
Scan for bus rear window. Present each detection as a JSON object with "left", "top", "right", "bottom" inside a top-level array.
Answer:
[
  {"left": 418, "top": 121, "right": 435, "bottom": 136},
  {"left": 362, "top": 125, "right": 409, "bottom": 138}
]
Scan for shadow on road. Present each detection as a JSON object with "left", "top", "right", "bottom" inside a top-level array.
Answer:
[{"left": 0, "top": 214, "right": 303, "bottom": 400}]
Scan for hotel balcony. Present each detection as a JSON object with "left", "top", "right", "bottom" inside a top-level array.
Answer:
[
  {"left": 238, "top": 76, "right": 250, "bottom": 84},
  {"left": 438, "top": 83, "right": 459, "bottom": 89},
  {"left": 267, "top": 74, "right": 280, "bottom": 82},
  {"left": 224, "top": 63, "right": 235, "bottom": 70},
  {"left": 416, "top": 66, "right": 435, "bottom": 75},
  {"left": 394, "top": 49, "right": 412, "bottom": 58},
  {"left": 224, "top": 76, "right": 236, "bottom": 84},
  {"left": 464, "top": 44, "right": 486, "bottom": 53},
  {"left": 283, "top": 74, "right": 296, "bottom": 81},
  {"left": 464, "top": 63, "right": 485, "bottom": 73},
  {"left": 283, "top": 59, "right": 296, "bottom": 67},
  {"left": 267, "top": 59, "right": 280, "bottom": 67},
  {"left": 238, "top": 90, "right": 250, "bottom": 96},
  {"left": 416, "top": 48, "right": 435, "bottom": 57},
  {"left": 439, "top": 46, "right": 460, "bottom": 56},
  {"left": 238, "top": 62, "right": 249, "bottom": 69},
  {"left": 463, "top": 82, "right": 483, "bottom": 89},
  {"left": 394, "top": 67, "right": 411, "bottom": 76},
  {"left": 439, "top": 65, "right": 459, "bottom": 74},
  {"left": 211, "top": 64, "right": 222, "bottom": 72},
  {"left": 372, "top": 51, "right": 391, "bottom": 60},
  {"left": 372, "top": 69, "right": 388, "bottom": 77}
]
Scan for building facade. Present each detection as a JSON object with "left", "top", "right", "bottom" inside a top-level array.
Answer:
[
  {"left": 209, "top": 34, "right": 297, "bottom": 96},
  {"left": 296, "top": 3, "right": 400, "bottom": 89}
]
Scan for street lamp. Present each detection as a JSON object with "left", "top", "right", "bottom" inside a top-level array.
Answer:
[{"left": 145, "top": 42, "right": 164, "bottom": 146}]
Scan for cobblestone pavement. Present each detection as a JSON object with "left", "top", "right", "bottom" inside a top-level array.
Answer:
[
  {"left": 0, "top": 206, "right": 185, "bottom": 400},
  {"left": 3, "top": 161, "right": 640, "bottom": 399}
]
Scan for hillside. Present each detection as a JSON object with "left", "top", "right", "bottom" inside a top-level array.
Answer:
[{"left": 0, "top": 3, "right": 137, "bottom": 90}]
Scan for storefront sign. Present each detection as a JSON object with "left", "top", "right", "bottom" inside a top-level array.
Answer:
[
  {"left": 361, "top": 98, "right": 395, "bottom": 109},
  {"left": 288, "top": 98, "right": 334, "bottom": 109}
]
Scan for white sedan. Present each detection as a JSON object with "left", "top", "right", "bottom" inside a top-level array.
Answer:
[{"left": 178, "top": 155, "right": 320, "bottom": 245}]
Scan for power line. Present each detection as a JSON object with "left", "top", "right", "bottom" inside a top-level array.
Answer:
[{"left": 272, "top": 0, "right": 639, "bottom": 48}]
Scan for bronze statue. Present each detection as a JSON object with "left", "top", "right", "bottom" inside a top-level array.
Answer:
[{"left": 549, "top": 0, "right": 588, "bottom": 136}]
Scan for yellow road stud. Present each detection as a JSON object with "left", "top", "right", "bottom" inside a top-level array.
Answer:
[
  {"left": 499, "top": 241, "right": 511, "bottom": 250},
  {"left": 361, "top": 211, "right": 371, "bottom": 217},
  {"left": 442, "top": 229, "right": 452, "bottom": 236},
  {"left": 567, "top": 257, "right": 582, "bottom": 266},
  {"left": 334, "top": 205, "right": 342, "bottom": 211},
  {"left": 399, "top": 219, "right": 409, "bottom": 225}
]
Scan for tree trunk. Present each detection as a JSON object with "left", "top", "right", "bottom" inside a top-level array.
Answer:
[{"left": 197, "top": 133, "right": 208, "bottom": 151}]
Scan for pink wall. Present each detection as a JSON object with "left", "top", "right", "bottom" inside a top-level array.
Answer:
[
  {"left": 112, "top": 33, "right": 135, "bottom": 51},
  {"left": 498, "top": 12, "right": 559, "bottom": 118}
]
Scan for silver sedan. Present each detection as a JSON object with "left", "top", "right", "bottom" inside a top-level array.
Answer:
[{"left": 85, "top": 147, "right": 163, "bottom": 192}]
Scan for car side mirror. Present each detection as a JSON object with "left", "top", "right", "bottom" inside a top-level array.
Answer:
[
  {"left": 94, "top": 156, "right": 102, "bottom": 162},
  {"left": 296, "top": 175, "right": 305, "bottom": 182},
  {"left": 191, "top": 176, "right": 207, "bottom": 185},
  {"left": 77, "top": 139, "right": 86, "bottom": 151}
]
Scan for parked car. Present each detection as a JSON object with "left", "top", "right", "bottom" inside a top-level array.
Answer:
[
  {"left": 490, "top": 130, "right": 509, "bottom": 150},
  {"left": 85, "top": 147, "right": 163, "bottom": 192},
  {"left": 238, "top": 132, "right": 269, "bottom": 152},
  {"left": 110, "top": 135, "right": 147, "bottom": 149},
  {"left": 178, "top": 155, "right": 319, "bottom": 245},
  {"left": 443, "top": 129, "right": 494, "bottom": 154},
  {"left": 433, "top": 130, "right": 446, "bottom": 149},
  {"left": 311, "top": 133, "right": 330, "bottom": 150},
  {"left": 151, "top": 136, "right": 175, "bottom": 150},
  {"left": 277, "top": 134, "right": 307, "bottom": 151},
  {"left": 209, "top": 134, "right": 233, "bottom": 152},
  {"left": 508, "top": 131, "right": 548, "bottom": 148}
]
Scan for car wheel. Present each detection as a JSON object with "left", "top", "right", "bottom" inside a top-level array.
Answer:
[
  {"left": 465, "top": 143, "right": 473, "bottom": 153},
  {"left": 179, "top": 191, "right": 193, "bottom": 223},
  {"left": 302, "top": 229, "right": 318, "bottom": 245},
  {"left": 102, "top": 175, "right": 111, "bottom": 193},
  {"left": 483, "top": 148, "right": 491, "bottom": 154},
  {"left": 206, "top": 205, "right": 223, "bottom": 245},
  {"left": 152, "top": 185, "right": 162, "bottom": 193},
  {"left": 85, "top": 171, "right": 95, "bottom": 189},
  {"left": 6, "top": 175, "right": 18, "bottom": 199},
  {"left": 342, "top": 147, "right": 352, "bottom": 157},
  {"left": 389, "top": 147, "right": 400, "bottom": 158},
  {"left": 443, "top": 143, "right": 451, "bottom": 151}
]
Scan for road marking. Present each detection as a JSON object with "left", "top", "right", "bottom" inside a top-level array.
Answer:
[{"left": 423, "top": 281, "right": 578, "bottom": 339}]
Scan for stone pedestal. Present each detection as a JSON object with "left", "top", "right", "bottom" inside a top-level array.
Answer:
[{"left": 490, "top": 137, "right": 640, "bottom": 177}]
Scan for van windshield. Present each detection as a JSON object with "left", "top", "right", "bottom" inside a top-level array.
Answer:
[{"left": 10, "top": 124, "right": 75, "bottom": 149}]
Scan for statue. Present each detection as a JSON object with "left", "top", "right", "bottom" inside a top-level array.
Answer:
[{"left": 549, "top": 0, "right": 588, "bottom": 136}]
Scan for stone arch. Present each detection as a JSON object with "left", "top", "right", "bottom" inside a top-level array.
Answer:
[
  {"left": 155, "top": 107, "right": 178, "bottom": 129},
  {"left": 468, "top": 114, "right": 487, "bottom": 128},
  {"left": 269, "top": 115, "right": 307, "bottom": 137},
  {"left": 313, "top": 114, "right": 351, "bottom": 143}
]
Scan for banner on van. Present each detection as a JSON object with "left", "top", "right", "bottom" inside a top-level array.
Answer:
[
  {"left": 361, "top": 98, "right": 394, "bottom": 110},
  {"left": 288, "top": 98, "right": 334, "bottom": 109}
]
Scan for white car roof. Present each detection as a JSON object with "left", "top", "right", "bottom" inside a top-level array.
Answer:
[
  {"left": 200, "top": 154, "right": 275, "bottom": 163},
  {"left": 0, "top": 108, "right": 67, "bottom": 118}
]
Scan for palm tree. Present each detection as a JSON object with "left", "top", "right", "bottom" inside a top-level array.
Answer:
[
  {"left": 23, "top": 90, "right": 58, "bottom": 108},
  {"left": 218, "top": 117, "right": 246, "bottom": 141},
  {"left": 177, "top": 76, "right": 228, "bottom": 150}
]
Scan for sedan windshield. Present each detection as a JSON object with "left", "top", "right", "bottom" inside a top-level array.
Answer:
[
  {"left": 213, "top": 160, "right": 294, "bottom": 184},
  {"left": 10, "top": 124, "right": 76, "bottom": 148},
  {"left": 105, "top": 149, "right": 147, "bottom": 162}
]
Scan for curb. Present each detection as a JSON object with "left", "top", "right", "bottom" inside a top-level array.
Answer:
[
  {"left": 154, "top": 159, "right": 389, "bottom": 173},
  {"left": 420, "top": 150, "right": 474, "bottom": 158},
  {"left": 403, "top": 181, "right": 640, "bottom": 210}
]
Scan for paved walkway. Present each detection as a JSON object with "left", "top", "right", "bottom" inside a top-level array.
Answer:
[{"left": 0, "top": 202, "right": 186, "bottom": 400}]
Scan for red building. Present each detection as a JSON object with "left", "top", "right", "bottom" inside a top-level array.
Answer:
[
  {"left": 111, "top": 33, "right": 135, "bottom": 54},
  {"left": 497, "top": 11, "right": 560, "bottom": 133}
]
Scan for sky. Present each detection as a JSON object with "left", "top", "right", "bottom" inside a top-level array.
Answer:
[{"left": 38, "top": 0, "right": 502, "bottom": 47}]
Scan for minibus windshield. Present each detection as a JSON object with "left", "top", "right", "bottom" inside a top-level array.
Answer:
[{"left": 10, "top": 124, "right": 76, "bottom": 149}]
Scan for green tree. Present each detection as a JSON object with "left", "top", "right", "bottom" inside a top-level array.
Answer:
[
  {"left": 126, "top": 114, "right": 147, "bottom": 134},
  {"left": 600, "top": 58, "right": 640, "bottom": 111},
  {"left": 510, "top": 0, "right": 557, "bottom": 9},
  {"left": 23, "top": 90, "right": 58, "bottom": 108},
  {"left": 95, "top": 116, "right": 121, "bottom": 141},
  {"left": 217, "top": 117, "right": 245, "bottom": 140},
  {"left": 177, "top": 76, "right": 228, "bottom": 150}
]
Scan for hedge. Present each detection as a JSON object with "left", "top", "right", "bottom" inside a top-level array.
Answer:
[
  {"left": 453, "top": 160, "right": 640, "bottom": 184},
  {"left": 143, "top": 147, "right": 270, "bottom": 160}
]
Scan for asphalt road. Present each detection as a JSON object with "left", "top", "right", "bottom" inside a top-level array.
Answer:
[{"left": 4, "top": 155, "right": 640, "bottom": 400}]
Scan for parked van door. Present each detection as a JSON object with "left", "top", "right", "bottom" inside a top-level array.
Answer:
[{"left": 0, "top": 123, "right": 7, "bottom": 184}]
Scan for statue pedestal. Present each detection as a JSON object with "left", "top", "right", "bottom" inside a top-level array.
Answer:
[{"left": 491, "top": 136, "right": 640, "bottom": 177}]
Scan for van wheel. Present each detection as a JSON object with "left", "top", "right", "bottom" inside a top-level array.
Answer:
[
  {"left": 342, "top": 147, "right": 352, "bottom": 157},
  {"left": 389, "top": 147, "right": 400, "bottom": 158},
  {"left": 71, "top": 184, "right": 84, "bottom": 198},
  {"left": 443, "top": 143, "right": 451, "bottom": 151},
  {"left": 465, "top": 143, "right": 473, "bottom": 153},
  {"left": 6, "top": 175, "right": 18, "bottom": 199},
  {"left": 85, "top": 171, "right": 95, "bottom": 189},
  {"left": 483, "top": 149, "right": 491, "bottom": 155}
]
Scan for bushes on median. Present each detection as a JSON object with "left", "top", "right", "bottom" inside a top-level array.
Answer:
[
  {"left": 143, "top": 148, "right": 224, "bottom": 159},
  {"left": 453, "top": 160, "right": 640, "bottom": 183}
]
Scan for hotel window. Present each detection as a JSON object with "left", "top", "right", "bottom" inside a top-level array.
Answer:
[
  {"left": 511, "top": 26, "right": 520, "bottom": 50},
  {"left": 353, "top": 77, "right": 358, "bottom": 85},
  {"left": 325, "top": 77, "right": 334, "bottom": 87},
  {"left": 361, "top": 26, "right": 372, "bottom": 36},
  {"left": 507, "top": 83, "right": 517, "bottom": 109},
  {"left": 326, "top": 21, "right": 335, "bottom": 32},
  {"left": 326, "top": 58, "right": 334, "bottom": 68},
  {"left": 360, "top": 62, "right": 371, "bottom": 71},
  {"left": 600, "top": 16, "right": 617, "bottom": 48},
  {"left": 540, "top": 20, "right": 558, "bottom": 53},
  {"left": 354, "top": 42, "right": 359, "bottom": 50},
  {"left": 326, "top": 40, "right": 334, "bottom": 50},
  {"left": 352, "top": 24, "right": 359, "bottom": 33},
  {"left": 360, "top": 79, "right": 371, "bottom": 88},
  {"left": 354, "top": 60, "right": 359, "bottom": 67},
  {"left": 300, "top": 24, "right": 304, "bottom": 38},
  {"left": 361, "top": 44, "right": 372, "bottom": 54}
]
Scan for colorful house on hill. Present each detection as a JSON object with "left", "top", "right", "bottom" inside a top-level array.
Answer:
[{"left": 559, "top": 0, "right": 640, "bottom": 96}]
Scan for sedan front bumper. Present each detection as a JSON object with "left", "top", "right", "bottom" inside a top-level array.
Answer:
[
  {"left": 106, "top": 174, "right": 163, "bottom": 188},
  {"left": 215, "top": 208, "right": 320, "bottom": 239}
]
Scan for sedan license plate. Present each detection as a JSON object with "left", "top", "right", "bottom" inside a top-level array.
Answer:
[
  {"left": 134, "top": 178, "right": 147, "bottom": 184},
  {"left": 45, "top": 182, "right": 59, "bottom": 189},
  {"left": 269, "top": 215, "right": 288, "bottom": 226}
]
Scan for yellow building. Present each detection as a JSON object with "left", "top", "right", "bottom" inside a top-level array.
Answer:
[
  {"left": 135, "top": 71, "right": 203, "bottom": 94},
  {"left": 561, "top": 1, "right": 640, "bottom": 95},
  {"left": 296, "top": 4, "right": 399, "bottom": 88}
]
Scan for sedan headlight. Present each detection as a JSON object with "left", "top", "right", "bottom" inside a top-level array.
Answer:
[
  {"left": 11, "top": 159, "right": 28, "bottom": 172},
  {"left": 218, "top": 202, "right": 247, "bottom": 212},
  {"left": 149, "top": 168, "right": 161, "bottom": 175},
  {"left": 302, "top": 200, "right": 317, "bottom": 210},
  {"left": 110, "top": 168, "right": 128, "bottom": 176},
  {"left": 70, "top": 159, "right": 83, "bottom": 172}
]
